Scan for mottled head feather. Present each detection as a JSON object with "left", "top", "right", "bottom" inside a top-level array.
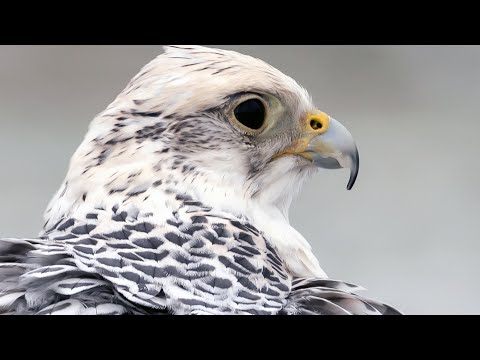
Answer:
[
  {"left": 43, "top": 45, "right": 324, "bottom": 277},
  {"left": 119, "top": 45, "right": 312, "bottom": 116}
]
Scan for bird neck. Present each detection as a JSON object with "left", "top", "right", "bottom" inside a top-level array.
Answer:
[{"left": 41, "top": 136, "right": 326, "bottom": 278}]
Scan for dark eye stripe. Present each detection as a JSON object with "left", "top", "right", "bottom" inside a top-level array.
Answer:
[{"left": 234, "top": 99, "right": 266, "bottom": 130}]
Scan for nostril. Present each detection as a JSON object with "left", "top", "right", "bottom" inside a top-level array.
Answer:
[{"left": 310, "top": 119, "right": 323, "bottom": 131}]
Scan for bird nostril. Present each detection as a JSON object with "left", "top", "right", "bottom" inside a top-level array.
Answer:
[{"left": 310, "top": 119, "right": 323, "bottom": 131}]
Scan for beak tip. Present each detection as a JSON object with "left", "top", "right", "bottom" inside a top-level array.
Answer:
[
  {"left": 346, "top": 179, "right": 355, "bottom": 191},
  {"left": 346, "top": 150, "right": 359, "bottom": 191}
]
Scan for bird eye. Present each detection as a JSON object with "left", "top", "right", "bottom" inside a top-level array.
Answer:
[{"left": 233, "top": 99, "right": 266, "bottom": 131}]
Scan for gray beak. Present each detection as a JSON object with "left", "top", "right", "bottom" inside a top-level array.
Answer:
[{"left": 306, "top": 117, "right": 359, "bottom": 190}]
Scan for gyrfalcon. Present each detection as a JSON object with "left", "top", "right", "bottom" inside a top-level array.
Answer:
[{"left": 0, "top": 45, "right": 401, "bottom": 315}]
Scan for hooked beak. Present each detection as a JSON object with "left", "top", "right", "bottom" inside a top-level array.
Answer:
[
  {"left": 276, "top": 112, "right": 359, "bottom": 190},
  {"left": 306, "top": 116, "right": 359, "bottom": 190}
]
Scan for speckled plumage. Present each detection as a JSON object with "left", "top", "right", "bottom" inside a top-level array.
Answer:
[{"left": 0, "top": 46, "right": 401, "bottom": 315}]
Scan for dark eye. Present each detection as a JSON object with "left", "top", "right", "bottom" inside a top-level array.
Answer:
[{"left": 233, "top": 99, "right": 266, "bottom": 130}]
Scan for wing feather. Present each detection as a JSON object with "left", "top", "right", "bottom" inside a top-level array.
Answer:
[{"left": 283, "top": 277, "right": 402, "bottom": 315}]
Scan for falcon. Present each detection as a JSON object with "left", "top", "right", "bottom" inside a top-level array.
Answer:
[{"left": 0, "top": 45, "right": 401, "bottom": 315}]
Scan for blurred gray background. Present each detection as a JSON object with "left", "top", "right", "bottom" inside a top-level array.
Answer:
[{"left": 0, "top": 45, "right": 479, "bottom": 314}]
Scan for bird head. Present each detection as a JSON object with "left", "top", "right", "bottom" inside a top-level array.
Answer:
[{"left": 43, "top": 45, "right": 359, "bottom": 277}]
